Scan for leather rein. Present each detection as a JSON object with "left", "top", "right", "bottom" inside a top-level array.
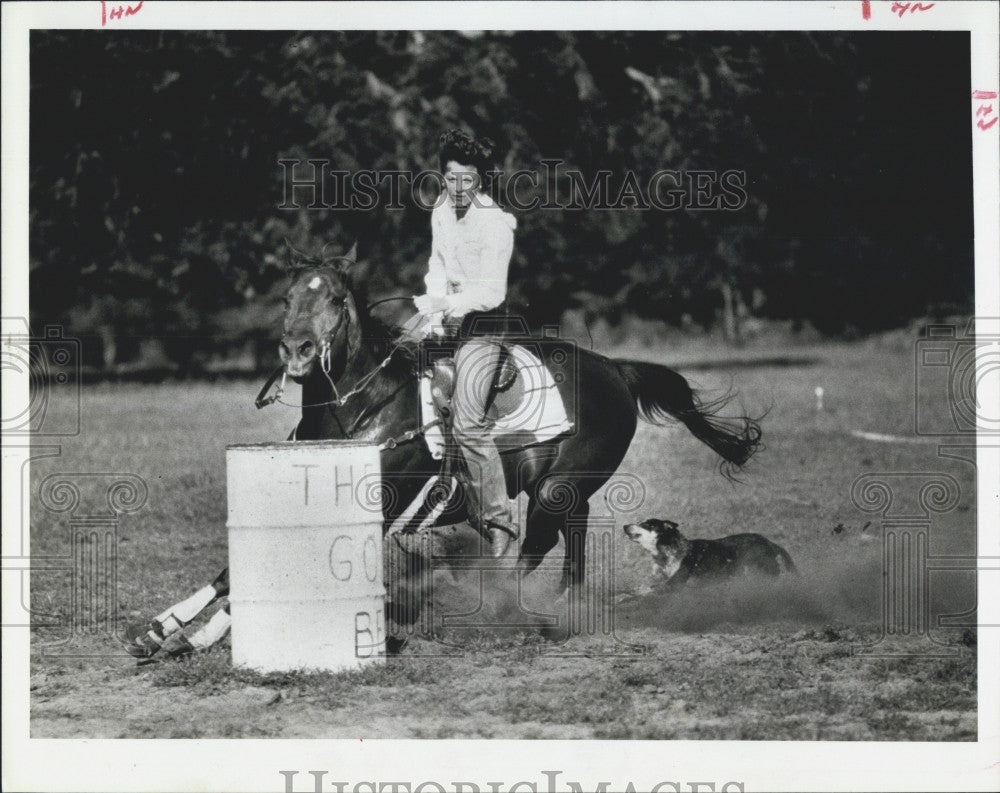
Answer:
[
  {"left": 255, "top": 306, "right": 400, "bottom": 411},
  {"left": 253, "top": 295, "right": 440, "bottom": 451}
]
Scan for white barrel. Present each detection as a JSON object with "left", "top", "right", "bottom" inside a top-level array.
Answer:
[{"left": 226, "top": 440, "right": 384, "bottom": 672}]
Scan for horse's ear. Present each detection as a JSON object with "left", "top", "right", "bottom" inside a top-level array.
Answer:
[
  {"left": 333, "top": 241, "right": 360, "bottom": 279},
  {"left": 341, "top": 241, "right": 370, "bottom": 285},
  {"left": 318, "top": 240, "right": 358, "bottom": 273},
  {"left": 284, "top": 237, "right": 311, "bottom": 271}
]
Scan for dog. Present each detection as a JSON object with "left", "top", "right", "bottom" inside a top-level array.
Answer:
[{"left": 623, "top": 518, "right": 795, "bottom": 588}]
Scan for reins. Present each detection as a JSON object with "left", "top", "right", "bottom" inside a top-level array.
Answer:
[
  {"left": 257, "top": 309, "right": 407, "bottom": 411},
  {"left": 254, "top": 278, "right": 433, "bottom": 447},
  {"left": 256, "top": 292, "right": 419, "bottom": 412}
]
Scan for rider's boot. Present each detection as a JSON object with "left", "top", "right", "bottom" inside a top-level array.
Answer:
[
  {"left": 455, "top": 446, "right": 518, "bottom": 558},
  {"left": 452, "top": 340, "right": 518, "bottom": 559}
]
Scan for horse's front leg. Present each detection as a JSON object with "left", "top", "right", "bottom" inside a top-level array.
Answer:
[{"left": 122, "top": 569, "right": 230, "bottom": 659}]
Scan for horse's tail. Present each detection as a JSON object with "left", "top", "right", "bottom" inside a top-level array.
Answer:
[{"left": 614, "top": 359, "right": 762, "bottom": 477}]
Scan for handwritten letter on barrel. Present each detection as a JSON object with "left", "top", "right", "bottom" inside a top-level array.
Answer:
[{"left": 226, "top": 441, "right": 384, "bottom": 672}]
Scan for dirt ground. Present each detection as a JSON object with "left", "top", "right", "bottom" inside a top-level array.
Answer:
[{"left": 27, "top": 336, "right": 978, "bottom": 739}]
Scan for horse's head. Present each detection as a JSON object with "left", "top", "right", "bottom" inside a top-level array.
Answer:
[{"left": 279, "top": 244, "right": 361, "bottom": 383}]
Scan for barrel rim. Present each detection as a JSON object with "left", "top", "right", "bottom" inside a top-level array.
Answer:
[{"left": 226, "top": 440, "right": 382, "bottom": 451}]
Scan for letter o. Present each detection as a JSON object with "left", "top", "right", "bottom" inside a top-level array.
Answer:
[{"left": 363, "top": 534, "right": 379, "bottom": 582}]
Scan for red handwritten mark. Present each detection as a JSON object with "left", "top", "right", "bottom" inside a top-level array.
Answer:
[
  {"left": 890, "top": 1, "right": 935, "bottom": 17},
  {"left": 862, "top": 1, "right": 871, "bottom": 20},
  {"left": 101, "top": 0, "right": 144, "bottom": 27},
  {"left": 972, "top": 90, "right": 999, "bottom": 132}
]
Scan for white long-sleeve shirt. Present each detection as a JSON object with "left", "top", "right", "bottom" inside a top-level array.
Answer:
[{"left": 424, "top": 192, "right": 516, "bottom": 319}]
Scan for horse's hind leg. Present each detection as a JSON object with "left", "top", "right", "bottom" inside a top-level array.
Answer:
[
  {"left": 518, "top": 474, "right": 592, "bottom": 594},
  {"left": 559, "top": 501, "right": 590, "bottom": 594},
  {"left": 517, "top": 500, "right": 561, "bottom": 576}
]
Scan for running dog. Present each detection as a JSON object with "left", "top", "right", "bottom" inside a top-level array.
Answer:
[{"left": 623, "top": 518, "right": 795, "bottom": 588}]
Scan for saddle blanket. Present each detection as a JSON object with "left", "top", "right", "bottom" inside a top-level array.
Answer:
[{"left": 420, "top": 344, "right": 574, "bottom": 459}]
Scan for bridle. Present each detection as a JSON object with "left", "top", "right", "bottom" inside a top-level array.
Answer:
[
  {"left": 254, "top": 290, "right": 440, "bottom": 451},
  {"left": 255, "top": 293, "right": 410, "bottom": 412}
]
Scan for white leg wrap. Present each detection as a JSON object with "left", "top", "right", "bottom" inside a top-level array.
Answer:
[
  {"left": 186, "top": 606, "right": 232, "bottom": 651},
  {"left": 153, "top": 584, "right": 219, "bottom": 635},
  {"left": 415, "top": 476, "right": 457, "bottom": 534},
  {"left": 387, "top": 475, "right": 441, "bottom": 536}
]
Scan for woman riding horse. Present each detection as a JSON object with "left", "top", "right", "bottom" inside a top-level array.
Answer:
[
  {"left": 405, "top": 129, "right": 519, "bottom": 558},
  {"left": 123, "top": 137, "right": 765, "bottom": 660}
]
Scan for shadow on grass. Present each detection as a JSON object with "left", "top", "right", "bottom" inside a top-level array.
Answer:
[{"left": 677, "top": 355, "right": 821, "bottom": 371}]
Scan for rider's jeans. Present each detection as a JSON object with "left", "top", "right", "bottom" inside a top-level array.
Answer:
[{"left": 451, "top": 338, "right": 515, "bottom": 535}]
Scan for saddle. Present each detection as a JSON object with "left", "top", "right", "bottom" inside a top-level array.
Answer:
[
  {"left": 418, "top": 337, "right": 575, "bottom": 460},
  {"left": 425, "top": 344, "right": 520, "bottom": 424}
]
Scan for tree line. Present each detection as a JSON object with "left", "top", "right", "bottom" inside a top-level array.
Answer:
[{"left": 29, "top": 30, "right": 973, "bottom": 374}]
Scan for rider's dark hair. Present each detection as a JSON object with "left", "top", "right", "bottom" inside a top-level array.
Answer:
[{"left": 438, "top": 129, "right": 499, "bottom": 189}]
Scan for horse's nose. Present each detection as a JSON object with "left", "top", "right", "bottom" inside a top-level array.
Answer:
[{"left": 279, "top": 335, "right": 317, "bottom": 376}]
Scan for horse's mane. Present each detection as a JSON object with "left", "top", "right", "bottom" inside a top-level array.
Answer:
[{"left": 348, "top": 275, "right": 419, "bottom": 373}]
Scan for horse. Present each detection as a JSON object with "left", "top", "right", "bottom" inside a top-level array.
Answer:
[{"left": 124, "top": 245, "right": 761, "bottom": 658}]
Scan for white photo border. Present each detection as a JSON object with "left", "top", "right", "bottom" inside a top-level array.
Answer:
[{"left": 2, "top": 2, "right": 998, "bottom": 792}]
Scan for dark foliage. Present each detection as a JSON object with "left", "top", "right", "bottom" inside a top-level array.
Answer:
[{"left": 29, "top": 31, "right": 973, "bottom": 372}]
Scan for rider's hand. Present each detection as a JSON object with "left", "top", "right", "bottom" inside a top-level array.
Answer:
[
  {"left": 413, "top": 294, "right": 448, "bottom": 315},
  {"left": 398, "top": 312, "right": 433, "bottom": 343}
]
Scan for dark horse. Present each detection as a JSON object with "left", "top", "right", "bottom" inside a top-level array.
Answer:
[
  {"left": 275, "top": 249, "right": 761, "bottom": 588},
  {"left": 124, "top": 247, "right": 760, "bottom": 657}
]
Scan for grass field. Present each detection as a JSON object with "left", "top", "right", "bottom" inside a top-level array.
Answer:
[{"left": 27, "top": 333, "right": 978, "bottom": 739}]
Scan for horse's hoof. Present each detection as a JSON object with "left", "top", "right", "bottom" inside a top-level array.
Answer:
[
  {"left": 164, "top": 633, "right": 196, "bottom": 659},
  {"left": 122, "top": 621, "right": 165, "bottom": 659}
]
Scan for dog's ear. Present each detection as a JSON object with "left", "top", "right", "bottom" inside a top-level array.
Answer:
[{"left": 656, "top": 520, "right": 683, "bottom": 543}]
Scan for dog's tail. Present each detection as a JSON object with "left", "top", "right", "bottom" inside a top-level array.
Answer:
[{"left": 614, "top": 359, "right": 762, "bottom": 479}]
